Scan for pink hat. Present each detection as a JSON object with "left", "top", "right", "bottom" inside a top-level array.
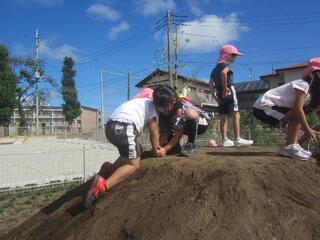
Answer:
[
  {"left": 133, "top": 87, "right": 154, "bottom": 100},
  {"left": 208, "top": 139, "right": 218, "bottom": 147},
  {"left": 302, "top": 57, "right": 320, "bottom": 78},
  {"left": 217, "top": 44, "right": 243, "bottom": 64}
]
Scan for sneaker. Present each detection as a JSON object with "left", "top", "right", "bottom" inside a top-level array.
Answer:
[
  {"left": 295, "top": 143, "right": 312, "bottom": 156},
  {"left": 181, "top": 143, "right": 197, "bottom": 155},
  {"left": 234, "top": 137, "right": 254, "bottom": 147},
  {"left": 85, "top": 175, "right": 106, "bottom": 208},
  {"left": 222, "top": 138, "right": 234, "bottom": 147},
  {"left": 279, "top": 144, "right": 309, "bottom": 161}
]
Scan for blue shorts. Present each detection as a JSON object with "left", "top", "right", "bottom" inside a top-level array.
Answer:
[{"left": 216, "top": 86, "right": 239, "bottom": 115}]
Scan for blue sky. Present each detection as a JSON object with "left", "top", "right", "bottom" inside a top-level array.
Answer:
[{"left": 1, "top": 0, "right": 320, "bottom": 117}]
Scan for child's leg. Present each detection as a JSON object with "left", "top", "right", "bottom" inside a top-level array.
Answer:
[
  {"left": 105, "top": 157, "right": 140, "bottom": 190},
  {"left": 184, "top": 109, "right": 199, "bottom": 144},
  {"left": 220, "top": 114, "right": 228, "bottom": 139},
  {"left": 184, "top": 119, "right": 197, "bottom": 143},
  {"left": 232, "top": 111, "right": 240, "bottom": 139},
  {"left": 286, "top": 119, "right": 301, "bottom": 145}
]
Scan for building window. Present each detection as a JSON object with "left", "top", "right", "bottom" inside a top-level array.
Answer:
[{"left": 77, "top": 120, "right": 81, "bottom": 124}]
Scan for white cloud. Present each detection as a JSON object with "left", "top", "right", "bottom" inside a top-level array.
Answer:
[
  {"left": 41, "top": 39, "right": 80, "bottom": 60},
  {"left": 12, "top": 38, "right": 80, "bottom": 61},
  {"left": 86, "top": 3, "right": 121, "bottom": 21},
  {"left": 134, "top": 0, "right": 176, "bottom": 16},
  {"left": 108, "top": 21, "right": 130, "bottom": 39},
  {"left": 187, "top": 0, "right": 203, "bottom": 16},
  {"left": 12, "top": 0, "right": 63, "bottom": 6},
  {"left": 178, "top": 13, "right": 249, "bottom": 53}
]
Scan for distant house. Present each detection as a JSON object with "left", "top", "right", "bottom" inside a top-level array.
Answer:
[
  {"left": 10, "top": 106, "right": 101, "bottom": 134},
  {"left": 135, "top": 69, "right": 218, "bottom": 112},
  {"left": 234, "top": 80, "right": 269, "bottom": 109},
  {"left": 260, "top": 62, "right": 307, "bottom": 88}
]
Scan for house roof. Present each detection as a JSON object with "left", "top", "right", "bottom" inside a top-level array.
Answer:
[
  {"left": 260, "top": 62, "right": 307, "bottom": 80},
  {"left": 276, "top": 62, "right": 307, "bottom": 72},
  {"left": 135, "top": 68, "right": 208, "bottom": 88},
  {"left": 234, "top": 80, "right": 269, "bottom": 93}
]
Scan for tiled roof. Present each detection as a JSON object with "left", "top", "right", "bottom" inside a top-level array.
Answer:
[
  {"left": 234, "top": 80, "right": 269, "bottom": 92},
  {"left": 135, "top": 68, "right": 208, "bottom": 88}
]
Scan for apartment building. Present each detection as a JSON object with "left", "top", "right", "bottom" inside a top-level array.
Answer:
[{"left": 10, "top": 106, "right": 101, "bottom": 134}]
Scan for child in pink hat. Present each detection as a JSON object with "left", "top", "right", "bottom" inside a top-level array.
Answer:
[
  {"left": 253, "top": 57, "right": 320, "bottom": 160},
  {"left": 209, "top": 44, "right": 253, "bottom": 147}
]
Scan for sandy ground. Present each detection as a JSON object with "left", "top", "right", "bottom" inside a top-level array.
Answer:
[{"left": 1, "top": 146, "right": 320, "bottom": 240}]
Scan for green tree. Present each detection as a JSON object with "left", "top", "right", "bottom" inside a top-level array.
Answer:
[
  {"left": 10, "top": 56, "right": 56, "bottom": 131},
  {"left": 0, "top": 44, "right": 17, "bottom": 128},
  {"left": 61, "top": 57, "right": 81, "bottom": 126}
]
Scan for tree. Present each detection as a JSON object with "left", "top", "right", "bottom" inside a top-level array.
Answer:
[
  {"left": 10, "top": 56, "right": 57, "bottom": 131},
  {"left": 61, "top": 57, "right": 81, "bottom": 126},
  {"left": 0, "top": 44, "right": 17, "bottom": 128}
]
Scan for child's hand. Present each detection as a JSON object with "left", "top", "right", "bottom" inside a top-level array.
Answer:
[
  {"left": 306, "top": 129, "right": 318, "bottom": 144},
  {"left": 153, "top": 146, "right": 166, "bottom": 157}
]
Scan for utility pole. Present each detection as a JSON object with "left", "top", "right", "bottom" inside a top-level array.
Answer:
[
  {"left": 174, "top": 24, "right": 178, "bottom": 88},
  {"left": 127, "top": 68, "right": 131, "bottom": 101},
  {"left": 166, "top": 10, "right": 173, "bottom": 87},
  {"left": 100, "top": 70, "right": 105, "bottom": 128},
  {"left": 35, "top": 29, "right": 40, "bottom": 136}
]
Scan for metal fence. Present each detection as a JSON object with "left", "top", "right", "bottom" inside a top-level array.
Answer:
[
  {"left": 0, "top": 137, "right": 118, "bottom": 195},
  {"left": 0, "top": 123, "right": 288, "bottom": 196}
]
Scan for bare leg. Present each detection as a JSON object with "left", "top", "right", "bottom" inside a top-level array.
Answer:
[
  {"left": 106, "top": 157, "right": 140, "bottom": 190},
  {"left": 286, "top": 119, "right": 301, "bottom": 145},
  {"left": 220, "top": 114, "right": 228, "bottom": 139},
  {"left": 232, "top": 111, "right": 240, "bottom": 139}
]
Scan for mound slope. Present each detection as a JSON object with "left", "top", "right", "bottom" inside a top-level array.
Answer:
[{"left": 2, "top": 146, "right": 320, "bottom": 240}]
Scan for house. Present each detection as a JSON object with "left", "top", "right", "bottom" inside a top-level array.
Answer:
[
  {"left": 135, "top": 69, "right": 218, "bottom": 112},
  {"left": 260, "top": 62, "right": 307, "bottom": 88},
  {"left": 10, "top": 106, "right": 101, "bottom": 134},
  {"left": 234, "top": 80, "right": 269, "bottom": 109}
]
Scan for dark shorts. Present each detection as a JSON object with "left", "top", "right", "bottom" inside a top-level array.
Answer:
[
  {"left": 216, "top": 86, "right": 239, "bottom": 115},
  {"left": 159, "top": 114, "right": 208, "bottom": 136},
  {"left": 253, "top": 106, "right": 290, "bottom": 127},
  {"left": 105, "top": 120, "right": 141, "bottom": 159}
]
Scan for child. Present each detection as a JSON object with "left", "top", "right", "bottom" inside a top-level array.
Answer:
[
  {"left": 85, "top": 97, "right": 166, "bottom": 207},
  {"left": 253, "top": 57, "right": 320, "bottom": 160},
  {"left": 153, "top": 85, "right": 210, "bottom": 155},
  {"left": 209, "top": 44, "right": 253, "bottom": 147}
]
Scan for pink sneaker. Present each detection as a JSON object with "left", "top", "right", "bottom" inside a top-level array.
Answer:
[{"left": 85, "top": 175, "right": 106, "bottom": 208}]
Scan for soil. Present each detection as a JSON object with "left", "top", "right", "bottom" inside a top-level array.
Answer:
[{"left": 1, "top": 146, "right": 320, "bottom": 240}]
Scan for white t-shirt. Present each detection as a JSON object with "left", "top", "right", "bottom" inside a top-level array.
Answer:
[
  {"left": 253, "top": 79, "right": 310, "bottom": 119},
  {"left": 110, "top": 98, "right": 158, "bottom": 134}
]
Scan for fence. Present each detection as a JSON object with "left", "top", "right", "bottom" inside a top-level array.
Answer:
[
  {"left": 0, "top": 137, "right": 118, "bottom": 195},
  {"left": 0, "top": 122, "right": 288, "bottom": 196},
  {"left": 0, "top": 126, "right": 106, "bottom": 142}
]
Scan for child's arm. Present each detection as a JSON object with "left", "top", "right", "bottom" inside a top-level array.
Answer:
[
  {"left": 220, "top": 67, "right": 230, "bottom": 99},
  {"left": 294, "top": 89, "right": 317, "bottom": 142},
  {"left": 148, "top": 117, "right": 166, "bottom": 157},
  {"left": 163, "top": 129, "right": 184, "bottom": 152},
  {"left": 209, "top": 74, "right": 218, "bottom": 101}
]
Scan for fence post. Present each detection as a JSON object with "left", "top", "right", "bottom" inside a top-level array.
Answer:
[
  {"left": 248, "top": 127, "right": 251, "bottom": 140},
  {"left": 83, "top": 146, "right": 86, "bottom": 182}
]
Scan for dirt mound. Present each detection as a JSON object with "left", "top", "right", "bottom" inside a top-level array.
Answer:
[{"left": 2, "top": 146, "right": 320, "bottom": 240}]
